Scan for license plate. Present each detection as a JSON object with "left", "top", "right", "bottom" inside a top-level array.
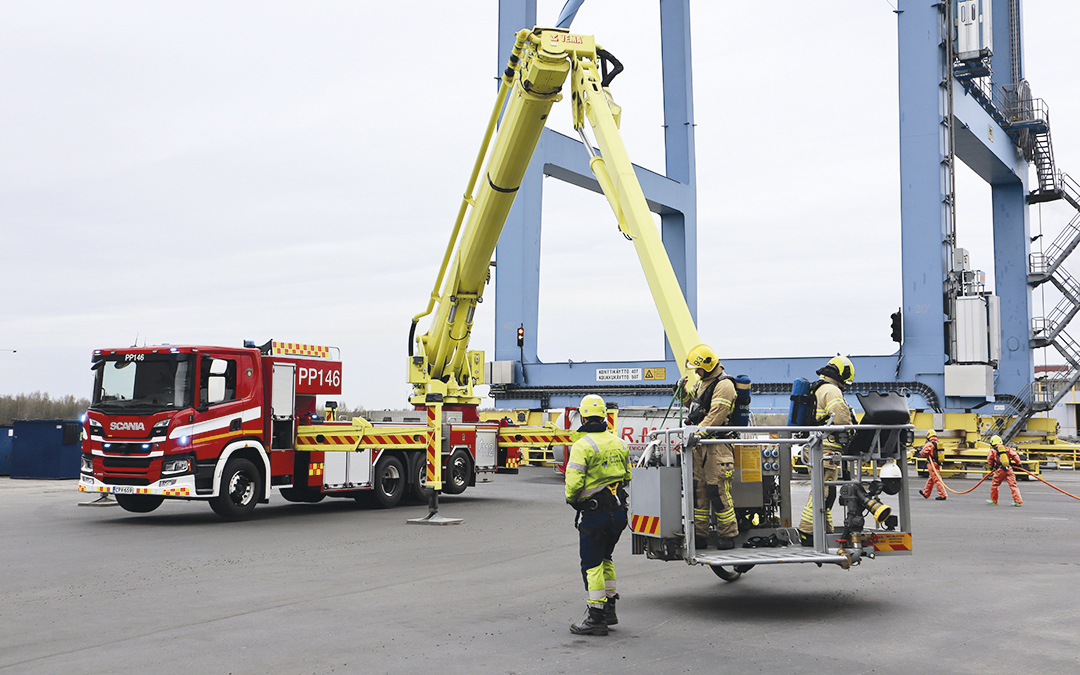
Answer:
[{"left": 112, "top": 486, "right": 136, "bottom": 494}]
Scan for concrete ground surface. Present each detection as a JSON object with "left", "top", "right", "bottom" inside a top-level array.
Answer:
[{"left": 1, "top": 467, "right": 1078, "bottom": 675}]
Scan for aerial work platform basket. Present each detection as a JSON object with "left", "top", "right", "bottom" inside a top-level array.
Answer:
[{"left": 630, "top": 392, "right": 914, "bottom": 580}]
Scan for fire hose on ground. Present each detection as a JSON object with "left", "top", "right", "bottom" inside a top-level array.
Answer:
[{"left": 926, "top": 460, "right": 1080, "bottom": 501}]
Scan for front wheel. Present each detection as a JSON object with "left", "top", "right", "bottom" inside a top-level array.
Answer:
[
  {"left": 115, "top": 494, "right": 165, "bottom": 513},
  {"left": 370, "top": 455, "right": 405, "bottom": 508},
  {"left": 210, "top": 458, "right": 262, "bottom": 520}
]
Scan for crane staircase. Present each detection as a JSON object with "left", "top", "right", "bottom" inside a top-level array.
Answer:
[
  {"left": 956, "top": 75, "right": 1080, "bottom": 442},
  {"left": 998, "top": 173, "right": 1080, "bottom": 442}
]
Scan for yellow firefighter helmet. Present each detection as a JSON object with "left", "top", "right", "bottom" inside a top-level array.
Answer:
[
  {"left": 686, "top": 344, "right": 721, "bottom": 373},
  {"left": 821, "top": 355, "right": 855, "bottom": 384},
  {"left": 990, "top": 435, "right": 1003, "bottom": 447}
]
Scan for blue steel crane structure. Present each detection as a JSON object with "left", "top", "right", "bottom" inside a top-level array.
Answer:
[{"left": 488, "top": 0, "right": 1078, "bottom": 440}]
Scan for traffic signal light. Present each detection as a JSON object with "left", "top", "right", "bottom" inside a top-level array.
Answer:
[
  {"left": 517, "top": 325, "right": 525, "bottom": 348},
  {"left": 890, "top": 310, "right": 902, "bottom": 343}
]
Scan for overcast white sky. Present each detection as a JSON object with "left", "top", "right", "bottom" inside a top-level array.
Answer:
[{"left": 2, "top": 1, "right": 1078, "bottom": 409}]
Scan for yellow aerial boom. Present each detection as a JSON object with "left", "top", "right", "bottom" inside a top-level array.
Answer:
[{"left": 409, "top": 27, "right": 701, "bottom": 407}]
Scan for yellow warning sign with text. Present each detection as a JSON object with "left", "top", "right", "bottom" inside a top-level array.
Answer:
[
  {"left": 738, "top": 445, "right": 761, "bottom": 483},
  {"left": 644, "top": 368, "right": 666, "bottom": 380}
]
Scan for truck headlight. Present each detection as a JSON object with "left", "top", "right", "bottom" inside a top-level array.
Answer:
[
  {"left": 161, "top": 457, "right": 192, "bottom": 475},
  {"left": 81, "top": 454, "right": 93, "bottom": 473}
]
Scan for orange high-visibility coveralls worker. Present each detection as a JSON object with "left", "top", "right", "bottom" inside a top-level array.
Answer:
[
  {"left": 919, "top": 431, "right": 947, "bottom": 500},
  {"left": 986, "top": 436, "right": 1023, "bottom": 506},
  {"left": 675, "top": 344, "right": 737, "bottom": 550},
  {"left": 798, "top": 356, "right": 855, "bottom": 545}
]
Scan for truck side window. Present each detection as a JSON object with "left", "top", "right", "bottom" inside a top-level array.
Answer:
[{"left": 200, "top": 357, "right": 238, "bottom": 406}]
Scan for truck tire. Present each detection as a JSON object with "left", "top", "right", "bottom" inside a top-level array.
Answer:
[
  {"left": 210, "top": 458, "right": 262, "bottom": 520},
  {"left": 442, "top": 449, "right": 472, "bottom": 495},
  {"left": 410, "top": 457, "right": 433, "bottom": 503},
  {"left": 370, "top": 455, "right": 405, "bottom": 508},
  {"left": 115, "top": 494, "right": 165, "bottom": 513}
]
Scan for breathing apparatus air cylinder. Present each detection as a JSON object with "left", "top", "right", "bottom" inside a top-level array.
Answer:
[
  {"left": 788, "top": 377, "right": 813, "bottom": 426},
  {"left": 733, "top": 375, "right": 752, "bottom": 426}
]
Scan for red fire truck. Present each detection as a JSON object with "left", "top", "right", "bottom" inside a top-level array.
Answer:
[{"left": 79, "top": 341, "right": 512, "bottom": 518}]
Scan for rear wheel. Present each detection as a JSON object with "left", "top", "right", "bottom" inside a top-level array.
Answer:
[
  {"left": 370, "top": 455, "right": 405, "bottom": 508},
  {"left": 442, "top": 449, "right": 472, "bottom": 495},
  {"left": 210, "top": 458, "right": 262, "bottom": 520},
  {"left": 115, "top": 494, "right": 164, "bottom": 513},
  {"left": 410, "top": 456, "right": 433, "bottom": 503}
]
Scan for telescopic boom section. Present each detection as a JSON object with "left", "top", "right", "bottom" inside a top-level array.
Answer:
[
  {"left": 565, "top": 43, "right": 701, "bottom": 367},
  {"left": 410, "top": 28, "right": 700, "bottom": 407}
]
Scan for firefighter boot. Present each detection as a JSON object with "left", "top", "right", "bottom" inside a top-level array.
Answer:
[
  {"left": 570, "top": 605, "right": 609, "bottom": 636},
  {"left": 716, "top": 537, "right": 735, "bottom": 550},
  {"left": 603, "top": 594, "right": 619, "bottom": 626}
]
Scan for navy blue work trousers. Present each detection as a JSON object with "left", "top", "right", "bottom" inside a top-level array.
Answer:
[{"left": 577, "top": 508, "right": 628, "bottom": 587}]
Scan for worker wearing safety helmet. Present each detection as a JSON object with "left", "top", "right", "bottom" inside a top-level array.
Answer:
[
  {"left": 798, "top": 355, "right": 856, "bottom": 545},
  {"left": 985, "top": 435, "right": 1023, "bottom": 506},
  {"left": 674, "top": 344, "right": 738, "bottom": 550},
  {"left": 565, "top": 394, "right": 631, "bottom": 636},
  {"left": 918, "top": 431, "right": 947, "bottom": 500}
]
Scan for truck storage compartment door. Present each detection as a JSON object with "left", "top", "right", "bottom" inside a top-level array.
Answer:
[
  {"left": 271, "top": 363, "right": 296, "bottom": 418},
  {"left": 474, "top": 426, "right": 498, "bottom": 471},
  {"left": 323, "top": 452, "right": 348, "bottom": 489},
  {"left": 347, "top": 449, "right": 371, "bottom": 487},
  {"left": 271, "top": 363, "right": 296, "bottom": 450}
]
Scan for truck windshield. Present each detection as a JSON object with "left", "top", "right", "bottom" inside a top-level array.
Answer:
[{"left": 91, "top": 355, "right": 194, "bottom": 412}]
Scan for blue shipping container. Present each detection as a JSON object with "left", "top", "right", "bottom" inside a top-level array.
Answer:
[
  {"left": 11, "top": 419, "right": 83, "bottom": 479},
  {"left": 0, "top": 426, "right": 12, "bottom": 475}
]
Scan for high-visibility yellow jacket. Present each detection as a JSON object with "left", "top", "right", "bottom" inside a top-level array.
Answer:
[{"left": 565, "top": 429, "right": 632, "bottom": 503}]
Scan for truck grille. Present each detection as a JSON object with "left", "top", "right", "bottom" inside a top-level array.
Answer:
[
  {"left": 102, "top": 477, "right": 151, "bottom": 486},
  {"left": 103, "top": 457, "right": 153, "bottom": 469},
  {"left": 101, "top": 442, "right": 153, "bottom": 455}
]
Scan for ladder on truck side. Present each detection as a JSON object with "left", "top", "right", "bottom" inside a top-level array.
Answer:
[{"left": 630, "top": 423, "right": 914, "bottom": 578}]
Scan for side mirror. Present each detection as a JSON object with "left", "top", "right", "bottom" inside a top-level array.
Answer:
[{"left": 205, "top": 358, "right": 228, "bottom": 405}]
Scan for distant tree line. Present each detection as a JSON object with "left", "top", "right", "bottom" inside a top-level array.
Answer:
[{"left": 0, "top": 392, "right": 90, "bottom": 426}]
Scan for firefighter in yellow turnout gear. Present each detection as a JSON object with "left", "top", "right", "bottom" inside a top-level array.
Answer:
[
  {"left": 798, "top": 356, "right": 856, "bottom": 546},
  {"left": 565, "top": 395, "right": 632, "bottom": 637},
  {"left": 675, "top": 344, "right": 738, "bottom": 550}
]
